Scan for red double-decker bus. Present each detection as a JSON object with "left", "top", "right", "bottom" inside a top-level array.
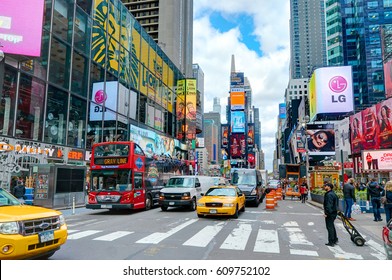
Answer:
[{"left": 86, "top": 141, "right": 160, "bottom": 211}]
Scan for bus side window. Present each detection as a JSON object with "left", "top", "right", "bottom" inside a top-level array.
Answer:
[{"left": 134, "top": 173, "right": 143, "bottom": 189}]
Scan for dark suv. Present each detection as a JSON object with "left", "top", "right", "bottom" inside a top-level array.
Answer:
[{"left": 231, "top": 169, "right": 264, "bottom": 206}]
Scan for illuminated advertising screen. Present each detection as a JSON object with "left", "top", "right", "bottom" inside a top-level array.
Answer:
[
  {"left": 350, "top": 112, "right": 363, "bottom": 154},
  {"left": 312, "top": 66, "right": 354, "bottom": 117},
  {"left": 306, "top": 123, "right": 335, "bottom": 156},
  {"left": 0, "top": 0, "right": 45, "bottom": 57},
  {"left": 247, "top": 124, "right": 254, "bottom": 147},
  {"left": 185, "top": 79, "right": 197, "bottom": 140},
  {"left": 221, "top": 125, "right": 229, "bottom": 148},
  {"left": 384, "top": 59, "right": 392, "bottom": 99},
  {"left": 362, "top": 150, "right": 392, "bottom": 171},
  {"left": 230, "top": 90, "right": 245, "bottom": 110},
  {"left": 230, "top": 134, "right": 245, "bottom": 158},
  {"left": 279, "top": 103, "right": 286, "bottom": 119},
  {"left": 231, "top": 111, "right": 245, "bottom": 133},
  {"left": 230, "top": 72, "right": 244, "bottom": 88},
  {"left": 361, "top": 106, "right": 378, "bottom": 150}
]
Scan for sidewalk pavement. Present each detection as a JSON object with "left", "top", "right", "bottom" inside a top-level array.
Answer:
[{"left": 307, "top": 199, "right": 385, "bottom": 243}]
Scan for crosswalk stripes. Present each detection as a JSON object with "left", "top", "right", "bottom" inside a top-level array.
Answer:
[{"left": 65, "top": 219, "right": 386, "bottom": 259}]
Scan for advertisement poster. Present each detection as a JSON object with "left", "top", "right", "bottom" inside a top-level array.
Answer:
[
  {"left": 361, "top": 106, "right": 379, "bottom": 150},
  {"left": 306, "top": 123, "right": 335, "bottom": 156},
  {"left": 362, "top": 149, "right": 392, "bottom": 171},
  {"left": 221, "top": 125, "right": 229, "bottom": 148},
  {"left": 247, "top": 124, "right": 254, "bottom": 147},
  {"left": 350, "top": 112, "right": 363, "bottom": 154},
  {"left": 376, "top": 98, "right": 392, "bottom": 148},
  {"left": 230, "top": 135, "right": 241, "bottom": 158},
  {"left": 231, "top": 111, "right": 245, "bottom": 133}
]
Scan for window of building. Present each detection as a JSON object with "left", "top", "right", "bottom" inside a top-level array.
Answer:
[
  {"left": 45, "top": 85, "right": 69, "bottom": 145},
  {"left": 368, "top": 12, "right": 379, "bottom": 21},
  {"left": 49, "top": 38, "right": 71, "bottom": 90},
  {"left": 384, "top": 0, "right": 392, "bottom": 8},
  {"left": 71, "top": 50, "right": 89, "bottom": 97},
  {"left": 16, "top": 74, "right": 46, "bottom": 141},
  {"left": 53, "top": 0, "right": 73, "bottom": 43},
  {"left": 0, "top": 66, "right": 18, "bottom": 137},
  {"left": 68, "top": 95, "right": 86, "bottom": 148},
  {"left": 74, "top": 7, "right": 92, "bottom": 56}
]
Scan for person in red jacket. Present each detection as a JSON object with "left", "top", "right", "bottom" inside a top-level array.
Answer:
[{"left": 299, "top": 182, "right": 308, "bottom": 203}]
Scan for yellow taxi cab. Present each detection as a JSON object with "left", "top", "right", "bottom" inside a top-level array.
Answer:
[
  {"left": 196, "top": 185, "right": 245, "bottom": 218},
  {"left": 0, "top": 188, "right": 68, "bottom": 260}
]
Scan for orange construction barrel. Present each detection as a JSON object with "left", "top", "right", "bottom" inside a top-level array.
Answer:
[
  {"left": 265, "top": 192, "right": 275, "bottom": 210},
  {"left": 276, "top": 188, "right": 282, "bottom": 200}
]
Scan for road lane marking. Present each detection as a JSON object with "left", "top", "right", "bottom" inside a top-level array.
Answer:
[
  {"left": 220, "top": 223, "right": 252, "bottom": 250},
  {"left": 67, "top": 230, "right": 102, "bottom": 240},
  {"left": 326, "top": 245, "right": 363, "bottom": 259},
  {"left": 136, "top": 219, "right": 197, "bottom": 244},
  {"left": 93, "top": 231, "right": 134, "bottom": 241},
  {"left": 254, "top": 229, "right": 280, "bottom": 253},
  {"left": 290, "top": 249, "right": 318, "bottom": 256},
  {"left": 183, "top": 222, "right": 225, "bottom": 247},
  {"left": 366, "top": 239, "right": 387, "bottom": 260},
  {"left": 286, "top": 227, "right": 314, "bottom": 246}
]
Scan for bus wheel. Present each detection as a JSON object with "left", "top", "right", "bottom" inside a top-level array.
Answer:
[{"left": 144, "top": 195, "right": 152, "bottom": 210}]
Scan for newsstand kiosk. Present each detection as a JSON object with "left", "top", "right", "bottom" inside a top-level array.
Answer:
[{"left": 31, "top": 164, "right": 86, "bottom": 209}]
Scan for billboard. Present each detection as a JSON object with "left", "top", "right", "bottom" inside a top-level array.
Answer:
[
  {"left": 247, "top": 124, "right": 254, "bottom": 147},
  {"left": 230, "top": 90, "right": 245, "bottom": 110},
  {"left": 230, "top": 72, "right": 244, "bottom": 88},
  {"left": 279, "top": 103, "right": 286, "bottom": 119},
  {"left": 221, "top": 124, "right": 229, "bottom": 148},
  {"left": 350, "top": 112, "right": 364, "bottom": 154},
  {"left": 362, "top": 150, "right": 392, "bottom": 171},
  {"left": 306, "top": 123, "right": 335, "bottom": 156},
  {"left": 230, "top": 134, "right": 245, "bottom": 158},
  {"left": 384, "top": 59, "right": 392, "bottom": 99},
  {"left": 334, "top": 117, "right": 351, "bottom": 155},
  {"left": 309, "top": 66, "right": 354, "bottom": 119},
  {"left": 185, "top": 79, "right": 197, "bottom": 140},
  {"left": 231, "top": 111, "right": 245, "bottom": 133}
]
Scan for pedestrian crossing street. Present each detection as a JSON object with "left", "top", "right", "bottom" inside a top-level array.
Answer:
[{"left": 65, "top": 215, "right": 387, "bottom": 260}]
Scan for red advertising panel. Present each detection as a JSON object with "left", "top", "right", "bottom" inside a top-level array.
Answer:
[
  {"left": 350, "top": 112, "right": 363, "bottom": 154},
  {"left": 230, "top": 134, "right": 245, "bottom": 158},
  {"left": 221, "top": 125, "right": 229, "bottom": 148},
  {"left": 384, "top": 60, "right": 392, "bottom": 99},
  {"left": 361, "top": 106, "right": 379, "bottom": 150},
  {"left": 247, "top": 124, "right": 254, "bottom": 147},
  {"left": 376, "top": 98, "right": 392, "bottom": 148}
]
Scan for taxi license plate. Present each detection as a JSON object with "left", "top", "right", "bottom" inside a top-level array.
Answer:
[
  {"left": 101, "top": 204, "right": 112, "bottom": 209},
  {"left": 209, "top": 209, "right": 217, "bottom": 214},
  {"left": 169, "top": 202, "right": 175, "bottom": 205},
  {"left": 39, "top": 230, "right": 54, "bottom": 243}
]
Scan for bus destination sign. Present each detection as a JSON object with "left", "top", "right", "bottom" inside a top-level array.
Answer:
[{"left": 95, "top": 157, "right": 128, "bottom": 165}]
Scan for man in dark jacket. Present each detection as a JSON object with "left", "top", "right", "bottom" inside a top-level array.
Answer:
[
  {"left": 12, "top": 180, "right": 26, "bottom": 203},
  {"left": 343, "top": 178, "right": 357, "bottom": 221},
  {"left": 367, "top": 178, "right": 384, "bottom": 222},
  {"left": 323, "top": 183, "right": 339, "bottom": 246}
]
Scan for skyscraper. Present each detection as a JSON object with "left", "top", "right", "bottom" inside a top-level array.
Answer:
[
  {"left": 213, "top": 97, "right": 221, "bottom": 114},
  {"left": 123, "top": 0, "right": 193, "bottom": 77},
  {"left": 289, "top": 0, "right": 327, "bottom": 79}
]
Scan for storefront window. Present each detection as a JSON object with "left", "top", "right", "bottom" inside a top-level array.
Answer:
[
  {"left": 49, "top": 38, "right": 71, "bottom": 90},
  {"left": 45, "top": 86, "right": 69, "bottom": 145},
  {"left": 0, "top": 66, "right": 17, "bottom": 136},
  {"left": 15, "top": 74, "right": 46, "bottom": 141},
  {"left": 68, "top": 95, "right": 86, "bottom": 148}
]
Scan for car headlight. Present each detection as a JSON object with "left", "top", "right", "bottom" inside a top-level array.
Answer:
[
  {"left": 197, "top": 202, "right": 205, "bottom": 207},
  {"left": 223, "top": 203, "right": 234, "bottom": 207},
  {"left": 250, "top": 189, "right": 257, "bottom": 195},
  {"left": 59, "top": 214, "right": 66, "bottom": 226},
  {"left": 0, "top": 221, "right": 19, "bottom": 234}
]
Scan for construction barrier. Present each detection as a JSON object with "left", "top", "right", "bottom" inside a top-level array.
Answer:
[
  {"left": 276, "top": 188, "right": 282, "bottom": 200},
  {"left": 265, "top": 192, "right": 275, "bottom": 210}
]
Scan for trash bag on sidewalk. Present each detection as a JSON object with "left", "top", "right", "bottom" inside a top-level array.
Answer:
[{"left": 352, "top": 204, "right": 361, "bottom": 215}]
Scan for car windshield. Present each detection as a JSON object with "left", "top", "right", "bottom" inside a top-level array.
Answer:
[
  {"left": 269, "top": 180, "right": 280, "bottom": 187},
  {"left": 166, "top": 177, "right": 195, "bottom": 188},
  {"left": 0, "top": 188, "right": 22, "bottom": 206},
  {"left": 232, "top": 171, "right": 256, "bottom": 185},
  {"left": 205, "top": 188, "right": 236, "bottom": 197}
]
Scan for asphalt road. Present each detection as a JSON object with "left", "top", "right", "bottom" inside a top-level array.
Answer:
[{"left": 52, "top": 199, "right": 386, "bottom": 260}]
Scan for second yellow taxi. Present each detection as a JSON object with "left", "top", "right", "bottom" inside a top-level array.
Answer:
[{"left": 196, "top": 185, "right": 245, "bottom": 218}]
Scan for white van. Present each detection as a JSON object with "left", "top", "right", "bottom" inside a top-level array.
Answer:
[{"left": 158, "top": 175, "right": 214, "bottom": 211}]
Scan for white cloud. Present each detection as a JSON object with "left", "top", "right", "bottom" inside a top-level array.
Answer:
[{"left": 193, "top": 0, "right": 290, "bottom": 172}]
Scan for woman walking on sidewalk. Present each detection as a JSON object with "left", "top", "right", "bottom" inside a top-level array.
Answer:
[
  {"left": 343, "top": 178, "right": 357, "bottom": 221},
  {"left": 383, "top": 181, "right": 392, "bottom": 223}
]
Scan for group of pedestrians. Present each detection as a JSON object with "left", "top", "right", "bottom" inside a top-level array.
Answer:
[{"left": 323, "top": 177, "right": 392, "bottom": 247}]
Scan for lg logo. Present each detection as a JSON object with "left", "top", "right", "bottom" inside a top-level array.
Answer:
[{"left": 329, "top": 76, "right": 347, "bottom": 103}]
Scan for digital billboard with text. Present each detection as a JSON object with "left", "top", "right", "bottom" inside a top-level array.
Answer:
[
  {"left": 362, "top": 149, "right": 392, "bottom": 171},
  {"left": 309, "top": 66, "right": 354, "bottom": 120},
  {"left": 230, "top": 90, "right": 245, "bottom": 110},
  {"left": 231, "top": 111, "right": 245, "bottom": 133},
  {"left": 0, "top": 0, "right": 44, "bottom": 57}
]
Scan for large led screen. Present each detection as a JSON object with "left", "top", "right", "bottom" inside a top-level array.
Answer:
[
  {"left": 306, "top": 123, "right": 335, "bottom": 156},
  {"left": 0, "top": 0, "right": 44, "bottom": 57},
  {"left": 311, "top": 66, "right": 354, "bottom": 117},
  {"left": 362, "top": 150, "right": 392, "bottom": 171},
  {"left": 231, "top": 111, "right": 245, "bottom": 133}
]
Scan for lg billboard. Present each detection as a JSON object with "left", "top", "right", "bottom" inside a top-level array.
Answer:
[{"left": 309, "top": 66, "right": 354, "bottom": 120}]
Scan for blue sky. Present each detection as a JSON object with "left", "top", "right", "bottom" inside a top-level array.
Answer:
[{"left": 193, "top": 0, "right": 290, "bottom": 172}]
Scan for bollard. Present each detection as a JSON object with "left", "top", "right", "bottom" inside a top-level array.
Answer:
[
  {"left": 72, "top": 196, "right": 75, "bottom": 215},
  {"left": 265, "top": 192, "right": 275, "bottom": 210}
]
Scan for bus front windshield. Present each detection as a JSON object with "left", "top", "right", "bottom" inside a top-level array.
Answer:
[{"left": 91, "top": 170, "right": 132, "bottom": 191}]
